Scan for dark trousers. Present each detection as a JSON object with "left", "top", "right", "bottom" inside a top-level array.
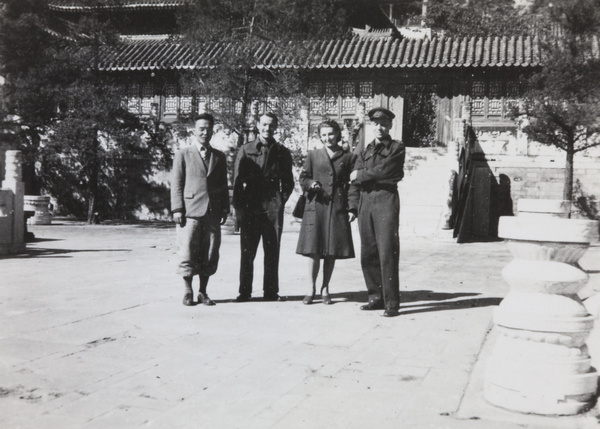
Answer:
[
  {"left": 239, "top": 209, "right": 284, "bottom": 297},
  {"left": 357, "top": 189, "right": 400, "bottom": 310}
]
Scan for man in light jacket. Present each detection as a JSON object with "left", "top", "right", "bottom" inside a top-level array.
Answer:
[{"left": 171, "top": 113, "right": 229, "bottom": 306}]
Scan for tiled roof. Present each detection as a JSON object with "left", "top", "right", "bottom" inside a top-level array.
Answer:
[
  {"left": 49, "top": 0, "right": 189, "bottom": 12},
  {"left": 99, "top": 35, "right": 541, "bottom": 72}
]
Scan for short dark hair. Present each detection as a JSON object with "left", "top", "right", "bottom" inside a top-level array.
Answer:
[
  {"left": 194, "top": 113, "right": 214, "bottom": 127},
  {"left": 259, "top": 112, "right": 278, "bottom": 127},
  {"left": 317, "top": 120, "right": 341, "bottom": 141}
]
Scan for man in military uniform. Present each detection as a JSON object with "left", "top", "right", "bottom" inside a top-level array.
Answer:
[
  {"left": 233, "top": 113, "right": 294, "bottom": 302},
  {"left": 348, "top": 107, "right": 406, "bottom": 317}
]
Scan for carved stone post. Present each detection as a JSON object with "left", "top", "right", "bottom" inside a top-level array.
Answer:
[
  {"left": 1, "top": 150, "right": 25, "bottom": 252},
  {"left": 485, "top": 216, "right": 599, "bottom": 415},
  {"left": 24, "top": 195, "right": 51, "bottom": 224}
]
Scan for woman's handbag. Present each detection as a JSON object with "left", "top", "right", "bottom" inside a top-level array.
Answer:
[{"left": 292, "top": 193, "right": 306, "bottom": 218}]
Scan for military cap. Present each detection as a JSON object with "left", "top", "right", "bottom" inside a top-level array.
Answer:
[{"left": 368, "top": 107, "right": 395, "bottom": 121}]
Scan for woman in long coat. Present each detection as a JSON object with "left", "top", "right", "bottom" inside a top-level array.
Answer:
[{"left": 296, "top": 120, "right": 356, "bottom": 305}]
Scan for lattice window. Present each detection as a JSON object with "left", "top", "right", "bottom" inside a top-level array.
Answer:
[
  {"left": 472, "top": 81, "right": 486, "bottom": 97},
  {"left": 472, "top": 99, "right": 485, "bottom": 116},
  {"left": 234, "top": 100, "right": 243, "bottom": 114},
  {"left": 341, "top": 82, "right": 356, "bottom": 114},
  {"left": 325, "top": 82, "right": 339, "bottom": 114},
  {"left": 127, "top": 83, "right": 141, "bottom": 114},
  {"left": 197, "top": 95, "right": 210, "bottom": 113},
  {"left": 489, "top": 80, "right": 502, "bottom": 98},
  {"left": 359, "top": 81, "right": 373, "bottom": 111},
  {"left": 164, "top": 84, "right": 178, "bottom": 115},
  {"left": 488, "top": 99, "right": 503, "bottom": 116},
  {"left": 471, "top": 79, "right": 520, "bottom": 121},
  {"left": 267, "top": 96, "right": 278, "bottom": 112},
  {"left": 281, "top": 97, "right": 295, "bottom": 114},
  {"left": 309, "top": 82, "right": 322, "bottom": 113},
  {"left": 141, "top": 83, "right": 154, "bottom": 115},
  {"left": 180, "top": 86, "right": 193, "bottom": 115},
  {"left": 506, "top": 81, "right": 519, "bottom": 98}
]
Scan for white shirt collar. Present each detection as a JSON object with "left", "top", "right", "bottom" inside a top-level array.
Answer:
[{"left": 195, "top": 141, "right": 209, "bottom": 154}]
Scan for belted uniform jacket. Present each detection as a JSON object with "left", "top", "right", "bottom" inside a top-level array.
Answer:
[
  {"left": 348, "top": 137, "right": 405, "bottom": 213},
  {"left": 233, "top": 138, "right": 294, "bottom": 216},
  {"left": 170, "top": 145, "right": 230, "bottom": 218}
]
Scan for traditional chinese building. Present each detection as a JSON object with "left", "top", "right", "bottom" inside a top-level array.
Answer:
[{"left": 36, "top": 1, "right": 600, "bottom": 237}]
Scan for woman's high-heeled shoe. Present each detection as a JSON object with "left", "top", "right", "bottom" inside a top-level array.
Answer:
[{"left": 303, "top": 293, "right": 315, "bottom": 305}]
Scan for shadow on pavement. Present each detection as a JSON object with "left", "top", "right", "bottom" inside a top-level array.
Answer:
[
  {"left": 208, "top": 291, "right": 501, "bottom": 316},
  {"left": 3, "top": 248, "right": 132, "bottom": 259},
  {"left": 399, "top": 296, "right": 502, "bottom": 315},
  {"left": 29, "top": 237, "right": 63, "bottom": 243}
]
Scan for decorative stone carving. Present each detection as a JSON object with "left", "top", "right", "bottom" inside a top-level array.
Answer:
[
  {"left": 485, "top": 216, "right": 599, "bottom": 415},
  {"left": 0, "top": 150, "right": 25, "bottom": 253},
  {"left": 23, "top": 195, "right": 52, "bottom": 225},
  {"left": 4, "top": 150, "right": 22, "bottom": 182}
]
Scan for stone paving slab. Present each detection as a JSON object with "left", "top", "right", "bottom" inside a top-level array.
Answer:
[{"left": 0, "top": 221, "right": 598, "bottom": 428}]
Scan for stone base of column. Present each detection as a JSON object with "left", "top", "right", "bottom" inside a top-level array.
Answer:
[
  {"left": 485, "top": 322, "right": 597, "bottom": 415},
  {"left": 484, "top": 215, "right": 599, "bottom": 415},
  {"left": 24, "top": 195, "right": 51, "bottom": 225}
]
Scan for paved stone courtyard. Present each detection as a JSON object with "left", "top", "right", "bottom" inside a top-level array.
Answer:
[{"left": 1, "top": 221, "right": 599, "bottom": 428}]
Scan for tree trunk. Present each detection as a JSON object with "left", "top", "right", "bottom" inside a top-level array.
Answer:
[
  {"left": 563, "top": 146, "right": 575, "bottom": 218},
  {"left": 237, "top": 72, "right": 252, "bottom": 147},
  {"left": 87, "top": 133, "right": 100, "bottom": 224}
]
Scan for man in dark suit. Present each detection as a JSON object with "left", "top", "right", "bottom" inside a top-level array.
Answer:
[
  {"left": 233, "top": 112, "right": 294, "bottom": 302},
  {"left": 171, "top": 113, "right": 230, "bottom": 306},
  {"left": 348, "top": 108, "right": 406, "bottom": 317}
]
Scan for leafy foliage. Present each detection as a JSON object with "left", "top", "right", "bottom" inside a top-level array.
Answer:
[
  {"left": 514, "top": 0, "right": 600, "bottom": 203},
  {"left": 175, "top": 0, "right": 371, "bottom": 145},
  {"left": 426, "top": 0, "right": 532, "bottom": 37},
  {"left": 0, "top": 0, "right": 174, "bottom": 222},
  {"left": 403, "top": 86, "right": 437, "bottom": 147}
]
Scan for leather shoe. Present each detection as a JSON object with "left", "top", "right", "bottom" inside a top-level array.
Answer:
[
  {"left": 360, "top": 301, "right": 384, "bottom": 311},
  {"left": 303, "top": 294, "right": 315, "bottom": 305},
  {"left": 198, "top": 292, "right": 215, "bottom": 306},
  {"left": 264, "top": 294, "right": 286, "bottom": 302},
  {"left": 322, "top": 294, "right": 333, "bottom": 305},
  {"left": 383, "top": 308, "right": 399, "bottom": 317},
  {"left": 182, "top": 293, "right": 194, "bottom": 306},
  {"left": 235, "top": 294, "right": 251, "bottom": 302}
]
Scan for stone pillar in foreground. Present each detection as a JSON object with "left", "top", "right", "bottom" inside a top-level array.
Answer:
[
  {"left": 0, "top": 150, "right": 25, "bottom": 253},
  {"left": 485, "top": 216, "right": 599, "bottom": 415}
]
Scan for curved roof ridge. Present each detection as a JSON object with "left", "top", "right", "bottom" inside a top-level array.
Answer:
[{"left": 99, "top": 34, "right": 544, "bottom": 72}]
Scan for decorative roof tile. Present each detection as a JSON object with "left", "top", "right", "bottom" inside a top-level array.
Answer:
[
  {"left": 99, "top": 35, "right": 542, "bottom": 72},
  {"left": 49, "top": 0, "right": 190, "bottom": 12}
]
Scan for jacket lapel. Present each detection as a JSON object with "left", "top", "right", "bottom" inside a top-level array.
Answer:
[
  {"left": 265, "top": 142, "right": 278, "bottom": 173},
  {"left": 329, "top": 148, "right": 344, "bottom": 163},
  {"left": 207, "top": 146, "right": 217, "bottom": 176},
  {"left": 192, "top": 146, "right": 208, "bottom": 175},
  {"left": 362, "top": 141, "right": 376, "bottom": 161},
  {"left": 319, "top": 147, "right": 337, "bottom": 181},
  {"left": 245, "top": 140, "right": 262, "bottom": 156}
]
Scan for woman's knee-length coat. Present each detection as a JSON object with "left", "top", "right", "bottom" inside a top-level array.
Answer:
[{"left": 296, "top": 147, "right": 356, "bottom": 258}]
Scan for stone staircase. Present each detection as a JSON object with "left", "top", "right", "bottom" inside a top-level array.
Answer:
[{"left": 398, "top": 147, "right": 456, "bottom": 240}]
